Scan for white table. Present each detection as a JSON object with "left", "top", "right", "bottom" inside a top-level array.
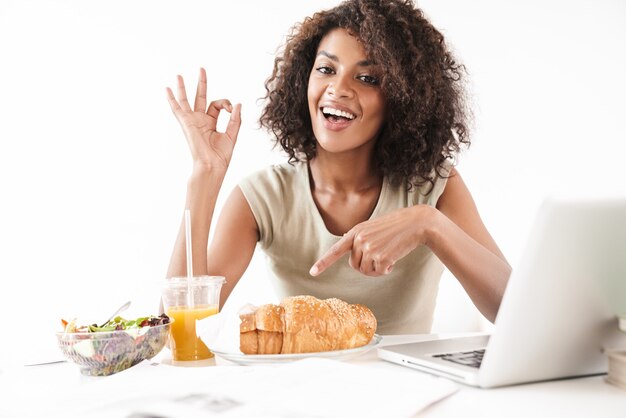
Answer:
[{"left": 1, "top": 334, "right": 624, "bottom": 418}]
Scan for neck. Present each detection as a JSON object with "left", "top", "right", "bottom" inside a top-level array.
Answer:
[{"left": 308, "top": 148, "right": 382, "bottom": 194}]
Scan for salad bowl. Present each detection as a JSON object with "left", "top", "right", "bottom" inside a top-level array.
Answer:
[{"left": 56, "top": 314, "right": 171, "bottom": 376}]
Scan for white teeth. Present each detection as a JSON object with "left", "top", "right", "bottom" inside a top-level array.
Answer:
[{"left": 322, "top": 106, "right": 356, "bottom": 120}]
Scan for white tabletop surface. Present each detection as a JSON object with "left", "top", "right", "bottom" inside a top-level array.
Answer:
[{"left": 1, "top": 333, "right": 625, "bottom": 418}]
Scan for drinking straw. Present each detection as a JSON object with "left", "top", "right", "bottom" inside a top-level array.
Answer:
[{"left": 184, "top": 209, "right": 193, "bottom": 308}]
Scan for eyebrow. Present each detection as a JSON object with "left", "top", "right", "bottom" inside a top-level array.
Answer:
[{"left": 316, "top": 50, "right": 371, "bottom": 67}]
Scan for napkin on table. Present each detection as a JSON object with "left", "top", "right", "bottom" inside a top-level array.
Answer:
[{"left": 196, "top": 305, "right": 257, "bottom": 354}]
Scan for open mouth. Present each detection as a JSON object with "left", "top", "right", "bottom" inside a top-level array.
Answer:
[{"left": 321, "top": 106, "right": 356, "bottom": 123}]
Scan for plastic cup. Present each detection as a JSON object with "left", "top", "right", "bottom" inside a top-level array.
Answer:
[{"left": 162, "top": 275, "right": 225, "bottom": 361}]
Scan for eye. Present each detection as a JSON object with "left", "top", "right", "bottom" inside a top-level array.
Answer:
[
  {"left": 316, "top": 66, "right": 334, "bottom": 75},
  {"left": 358, "top": 75, "right": 379, "bottom": 85}
]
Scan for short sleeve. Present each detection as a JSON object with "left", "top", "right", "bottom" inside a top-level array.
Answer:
[
  {"left": 427, "top": 159, "right": 454, "bottom": 206},
  {"left": 238, "top": 168, "right": 277, "bottom": 249},
  {"left": 409, "top": 158, "right": 454, "bottom": 207}
]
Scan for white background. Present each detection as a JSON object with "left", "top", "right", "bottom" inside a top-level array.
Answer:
[{"left": 1, "top": 0, "right": 625, "bottom": 364}]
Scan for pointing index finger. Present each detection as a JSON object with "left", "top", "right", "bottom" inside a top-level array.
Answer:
[{"left": 309, "top": 231, "right": 354, "bottom": 276}]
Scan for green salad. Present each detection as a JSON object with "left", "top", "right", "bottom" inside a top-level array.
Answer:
[{"left": 61, "top": 314, "right": 170, "bottom": 333}]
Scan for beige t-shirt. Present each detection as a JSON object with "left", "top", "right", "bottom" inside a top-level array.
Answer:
[{"left": 238, "top": 161, "right": 449, "bottom": 334}]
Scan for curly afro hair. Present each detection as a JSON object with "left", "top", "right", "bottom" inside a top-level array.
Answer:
[{"left": 259, "top": 0, "right": 471, "bottom": 190}]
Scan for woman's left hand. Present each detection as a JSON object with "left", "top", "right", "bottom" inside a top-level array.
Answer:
[{"left": 310, "top": 205, "right": 435, "bottom": 277}]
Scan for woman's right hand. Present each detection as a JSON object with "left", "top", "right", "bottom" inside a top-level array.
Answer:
[{"left": 166, "top": 68, "right": 241, "bottom": 172}]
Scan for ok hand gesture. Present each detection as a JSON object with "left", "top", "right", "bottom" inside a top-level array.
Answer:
[{"left": 166, "top": 68, "right": 241, "bottom": 172}]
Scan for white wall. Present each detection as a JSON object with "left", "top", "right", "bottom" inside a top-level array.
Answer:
[{"left": 1, "top": 0, "right": 624, "bottom": 364}]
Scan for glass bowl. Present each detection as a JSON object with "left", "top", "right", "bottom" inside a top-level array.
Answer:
[{"left": 56, "top": 321, "right": 171, "bottom": 376}]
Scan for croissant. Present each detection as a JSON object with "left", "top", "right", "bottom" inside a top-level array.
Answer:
[{"left": 239, "top": 295, "right": 377, "bottom": 354}]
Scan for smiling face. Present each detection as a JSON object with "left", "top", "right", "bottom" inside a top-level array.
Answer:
[{"left": 307, "top": 28, "right": 386, "bottom": 156}]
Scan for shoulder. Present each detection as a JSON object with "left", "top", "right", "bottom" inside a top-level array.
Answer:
[
  {"left": 436, "top": 166, "right": 477, "bottom": 214},
  {"left": 438, "top": 166, "right": 463, "bottom": 197},
  {"left": 237, "top": 162, "right": 307, "bottom": 248},
  {"left": 405, "top": 159, "right": 454, "bottom": 207},
  {"left": 240, "top": 162, "right": 303, "bottom": 190},
  {"left": 238, "top": 161, "right": 306, "bottom": 213}
]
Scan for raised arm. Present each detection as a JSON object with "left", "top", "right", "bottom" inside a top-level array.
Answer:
[
  {"left": 206, "top": 186, "right": 260, "bottom": 309},
  {"left": 165, "top": 68, "right": 242, "bottom": 279}
]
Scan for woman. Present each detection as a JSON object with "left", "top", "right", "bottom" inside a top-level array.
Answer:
[{"left": 165, "top": 0, "right": 511, "bottom": 334}]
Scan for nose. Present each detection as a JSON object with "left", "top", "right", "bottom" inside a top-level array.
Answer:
[{"left": 327, "top": 74, "right": 354, "bottom": 98}]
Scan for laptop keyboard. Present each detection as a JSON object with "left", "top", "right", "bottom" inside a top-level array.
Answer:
[{"left": 432, "top": 349, "right": 485, "bottom": 368}]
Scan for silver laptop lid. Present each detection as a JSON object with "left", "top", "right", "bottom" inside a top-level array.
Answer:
[{"left": 478, "top": 197, "right": 626, "bottom": 387}]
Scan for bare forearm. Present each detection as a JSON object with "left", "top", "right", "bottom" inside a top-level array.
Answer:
[
  {"left": 166, "top": 165, "right": 227, "bottom": 278},
  {"left": 421, "top": 206, "right": 511, "bottom": 322}
]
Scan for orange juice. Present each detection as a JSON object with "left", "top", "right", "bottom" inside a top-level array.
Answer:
[{"left": 166, "top": 305, "right": 219, "bottom": 361}]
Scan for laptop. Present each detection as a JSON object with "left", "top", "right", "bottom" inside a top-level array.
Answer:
[{"left": 378, "top": 197, "right": 626, "bottom": 388}]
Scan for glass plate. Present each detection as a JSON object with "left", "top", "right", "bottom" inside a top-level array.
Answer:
[{"left": 212, "top": 334, "right": 382, "bottom": 365}]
